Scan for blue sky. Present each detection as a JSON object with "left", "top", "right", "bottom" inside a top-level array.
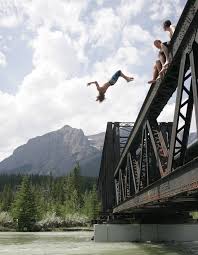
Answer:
[{"left": 0, "top": 0, "right": 186, "bottom": 160}]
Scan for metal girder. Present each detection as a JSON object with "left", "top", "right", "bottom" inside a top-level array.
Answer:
[
  {"left": 119, "top": 170, "right": 125, "bottom": 201},
  {"left": 114, "top": 122, "right": 171, "bottom": 205},
  {"left": 113, "top": 157, "right": 198, "bottom": 213},
  {"left": 167, "top": 53, "right": 188, "bottom": 172},
  {"left": 98, "top": 122, "right": 134, "bottom": 211},
  {"left": 167, "top": 42, "right": 198, "bottom": 172},
  {"left": 147, "top": 120, "right": 169, "bottom": 177},
  {"left": 190, "top": 42, "right": 198, "bottom": 133},
  {"left": 171, "top": 0, "right": 198, "bottom": 57},
  {"left": 114, "top": 153, "right": 139, "bottom": 205},
  {"left": 125, "top": 164, "right": 130, "bottom": 198},
  {"left": 126, "top": 153, "right": 136, "bottom": 194},
  {"left": 115, "top": 179, "right": 119, "bottom": 205},
  {"left": 138, "top": 125, "right": 149, "bottom": 191},
  {"left": 179, "top": 84, "right": 193, "bottom": 164},
  {"left": 128, "top": 153, "right": 139, "bottom": 193}
]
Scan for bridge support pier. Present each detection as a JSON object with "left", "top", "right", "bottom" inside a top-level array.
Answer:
[{"left": 94, "top": 224, "right": 198, "bottom": 242}]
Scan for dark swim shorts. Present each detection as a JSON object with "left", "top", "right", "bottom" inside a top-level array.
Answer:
[
  {"left": 109, "top": 70, "right": 121, "bottom": 86},
  {"left": 163, "top": 41, "right": 171, "bottom": 49}
]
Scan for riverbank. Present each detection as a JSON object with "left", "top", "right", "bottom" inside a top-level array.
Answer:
[
  {"left": 0, "top": 211, "right": 94, "bottom": 232},
  {"left": 0, "top": 225, "right": 93, "bottom": 232}
]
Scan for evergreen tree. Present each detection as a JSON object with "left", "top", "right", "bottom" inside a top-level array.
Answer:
[
  {"left": 12, "top": 176, "right": 38, "bottom": 231},
  {"left": 0, "top": 171, "right": 98, "bottom": 228},
  {"left": 33, "top": 188, "right": 46, "bottom": 220},
  {"left": 82, "top": 185, "right": 101, "bottom": 219},
  {"left": 63, "top": 165, "right": 83, "bottom": 213},
  {"left": 0, "top": 184, "right": 13, "bottom": 211}
]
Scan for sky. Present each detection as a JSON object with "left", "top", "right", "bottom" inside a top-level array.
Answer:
[{"left": 0, "top": 0, "right": 187, "bottom": 161}]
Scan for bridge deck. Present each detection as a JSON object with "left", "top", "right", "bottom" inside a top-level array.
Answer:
[{"left": 114, "top": 156, "right": 198, "bottom": 213}]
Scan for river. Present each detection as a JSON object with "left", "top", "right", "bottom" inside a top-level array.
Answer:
[{"left": 0, "top": 231, "right": 197, "bottom": 255}]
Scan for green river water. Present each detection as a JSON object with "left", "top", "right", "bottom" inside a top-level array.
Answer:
[{"left": 0, "top": 232, "right": 197, "bottom": 255}]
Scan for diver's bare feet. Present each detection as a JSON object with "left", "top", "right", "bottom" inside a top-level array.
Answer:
[{"left": 126, "top": 77, "right": 134, "bottom": 82}]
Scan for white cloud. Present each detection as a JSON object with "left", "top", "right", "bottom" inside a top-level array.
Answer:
[
  {"left": 96, "top": 0, "right": 104, "bottom": 6},
  {"left": 116, "top": 46, "right": 142, "bottom": 65},
  {"left": 0, "top": 51, "right": 6, "bottom": 67},
  {"left": 122, "top": 25, "right": 154, "bottom": 46},
  {"left": 0, "top": 0, "right": 24, "bottom": 27},
  {"left": 89, "top": 8, "right": 121, "bottom": 49},
  {"left": 20, "top": 0, "right": 87, "bottom": 33},
  {"left": 149, "top": 0, "right": 184, "bottom": 21},
  {"left": 0, "top": 15, "right": 20, "bottom": 27},
  {"left": 92, "top": 45, "right": 143, "bottom": 82},
  {"left": 30, "top": 27, "right": 85, "bottom": 79},
  {"left": 23, "top": 0, "right": 89, "bottom": 74},
  {"left": 0, "top": 90, "right": 17, "bottom": 159},
  {"left": 117, "top": 0, "right": 145, "bottom": 22},
  {"left": 157, "top": 103, "right": 175, "bottom": 123}
]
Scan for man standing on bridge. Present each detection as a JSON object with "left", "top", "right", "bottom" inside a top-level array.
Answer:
[{"left": 87, "top": 70, "right": 134, "bottom": 103}]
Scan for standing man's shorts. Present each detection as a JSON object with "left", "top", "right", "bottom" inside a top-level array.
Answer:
[{"left": 109, "top": 70, "right": 121, "bottom": 86}]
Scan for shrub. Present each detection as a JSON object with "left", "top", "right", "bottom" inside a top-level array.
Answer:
[
  {"left": 64, "top": 213, "right": 89, "bottom": 227},
  {"left": 37, "top": 212, "right": 89, "bottom": 230},
  {"left": 37, "top": 212, "right": 63, "bottom": 229},
  {"left": 0, "top": 211, "right": 13, "bottom": 227}
]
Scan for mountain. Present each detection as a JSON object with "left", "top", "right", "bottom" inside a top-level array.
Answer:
[
  {"left": 87, "top": 133, "right": 105, "bottom": 151},
  {"left": 0, "top": 125, "right": 196, "bottom": 177},
  {"left": 0, "top": 125, "right": 105, "bottom": 177}
]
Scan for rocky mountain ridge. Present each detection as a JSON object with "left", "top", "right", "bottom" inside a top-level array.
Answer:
[{"left": 0, "top": 125, "right": 105, "bottom": 177}]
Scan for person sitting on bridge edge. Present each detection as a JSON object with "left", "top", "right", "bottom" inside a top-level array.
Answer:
[
  {"left": 148, "top": 20, "right": 176, "bottom": 85},
  {"left": 148, "top": 40, "right": 167, "bottom": 84},
  {"left": 87, "top": 70, "right": 134, "bottom": 103},
  {"left": 163, "top": 20, "right": 175, "bottom": 40}
]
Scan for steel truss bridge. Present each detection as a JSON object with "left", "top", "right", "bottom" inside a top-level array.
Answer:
[{"left": 98, "top": 0, "right": 198, "bottom": 222}]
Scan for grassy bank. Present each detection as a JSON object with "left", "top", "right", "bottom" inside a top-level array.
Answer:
[{"left": 0, "top": 211, "right": 93, "bottom": 232}]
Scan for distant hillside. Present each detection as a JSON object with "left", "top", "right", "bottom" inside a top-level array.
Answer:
[{"left": 0, "top": 125, "right": 105, "bottom": 177}]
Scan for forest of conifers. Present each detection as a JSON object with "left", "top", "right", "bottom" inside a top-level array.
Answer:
[{"left": 0, "top": 165, "right": 100, "bottom": 231}]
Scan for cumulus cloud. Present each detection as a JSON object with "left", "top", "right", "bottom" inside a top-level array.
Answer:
[
  {"left": 0, "top": 51, "right": 6, "bottom": 66},
  {"left": 117, "top": 0, "right": 145, "bottom": 22},
  {"left": 21, "top": 0, "right": 87, "bottom": 32},
  {"left": 122, "top": 25, "right": 154, "bottom": 46},
  {"left": 149, "top": 0, "right": 184, "bottom": 21},
  {"left": 89, "top": 8, "right": 121, "bottom": 49},
  {"left": 30, "top": 27, "right": 85, "bottom": 79},
  {"left": 0, "top": 0, "right": 24, "bottom": 27}
]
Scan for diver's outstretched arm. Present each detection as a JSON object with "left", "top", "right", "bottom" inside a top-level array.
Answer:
[{"left": 87, "top": 81, "right": 100, "bottom": 90}]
